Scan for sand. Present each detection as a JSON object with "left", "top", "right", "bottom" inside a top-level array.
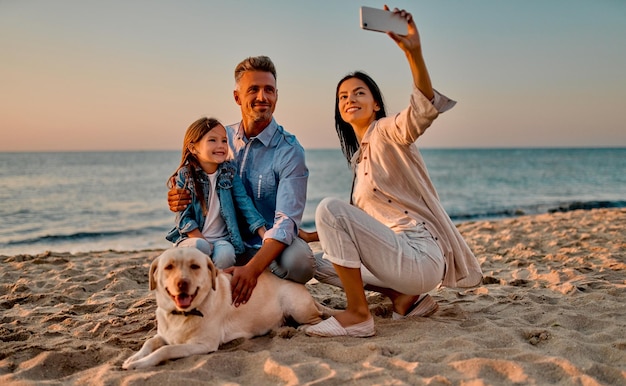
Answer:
[{"left": 1, "top": 208, "right": 625, "bottom": 385}]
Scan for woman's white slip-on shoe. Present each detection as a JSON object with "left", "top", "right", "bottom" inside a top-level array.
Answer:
[{"left": 304, "top": 316, "right": 375, "bottom": 338}]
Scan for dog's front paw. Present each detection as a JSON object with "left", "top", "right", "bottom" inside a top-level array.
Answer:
[
  {"left": 122, "top": 354, "right": 142, "bottom": 370},
  {"left": 123, "top": 358, "right": 149, "bottom": 371},
  {"left": 122, "top": 359, "right": 135, "bottom": 370}
]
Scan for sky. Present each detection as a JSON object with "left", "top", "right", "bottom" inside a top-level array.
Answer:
[{"left": 1, "top": 0, "right": 625, "bottom": 152}]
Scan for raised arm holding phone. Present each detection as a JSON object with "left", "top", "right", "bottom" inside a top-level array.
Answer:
[{"left": 305, "top": 6, "right": 482, "bottom": 338}]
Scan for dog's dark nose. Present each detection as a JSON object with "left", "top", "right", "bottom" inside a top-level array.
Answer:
[{"left": 177, "top": 279, "right": 189, "bottom": 293}]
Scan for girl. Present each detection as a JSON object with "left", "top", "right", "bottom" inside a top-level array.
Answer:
[
  {"left": 166, "top": 117, "right": 266, "bottom": 269},
  {"left": 306, "top": 6, "right": 482, "bottom": 337}
]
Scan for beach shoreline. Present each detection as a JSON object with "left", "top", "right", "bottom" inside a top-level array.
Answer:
[{"left": 1, "top": 208, "right": 625, "bottom": 385}]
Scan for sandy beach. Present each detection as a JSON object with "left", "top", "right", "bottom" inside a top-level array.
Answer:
[{"left": 1, "top": 208, "right": 625, "bottom": 385}]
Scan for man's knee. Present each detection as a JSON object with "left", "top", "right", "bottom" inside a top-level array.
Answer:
[
  {"left": 279, "top": 238, "right": 315, "bottom": 283},
  {"left": 313, "top": 252, "right": 343, "bottom": 288}
]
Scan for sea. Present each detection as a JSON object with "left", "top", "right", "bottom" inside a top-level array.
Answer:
[{"left": 1, "top": 148, "right": 624, "bottom": 256}]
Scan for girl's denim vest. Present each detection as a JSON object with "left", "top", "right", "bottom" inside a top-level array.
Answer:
[{"left": 166, "top": 160, "right": 266, "bottom": 255}]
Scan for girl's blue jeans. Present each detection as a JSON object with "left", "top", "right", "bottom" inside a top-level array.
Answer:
[{"left": 176, "top": 237, "right": 236, "bottom": 269}]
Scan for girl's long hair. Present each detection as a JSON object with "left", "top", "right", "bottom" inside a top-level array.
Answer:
[
  {"left": 168, "top": 117, "right": 222, "bottom": 214},
  {"left": 334, "top": 71, "right": 387, "bottom": 163}
]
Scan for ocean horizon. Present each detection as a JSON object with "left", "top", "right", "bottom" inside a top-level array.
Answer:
[{"left": 1, "top": 147, "right": 624, "bottom": 256}]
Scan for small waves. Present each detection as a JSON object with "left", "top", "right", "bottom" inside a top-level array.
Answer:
[
  {"left": 546, "top": 200, "right": 626, "bottom": 213},
  {"left": 2, "top": 148, "right": 624, "bottom": 255},
  {"left": 5, "top": 225, "right": 169, "bottom": 247},
  {"left": 0, "top": 225, "right": 172, "bottom": 256},
  {"left": 303, "top": 199, "right": 626, "bottom": 226},
  {"left": 448, "top": 199, "right": 626, "bottom": 222}
]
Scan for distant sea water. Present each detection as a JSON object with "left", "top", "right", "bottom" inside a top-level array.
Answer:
[{"left": 1, "top": 148, "right": 624, "bottom": 256}]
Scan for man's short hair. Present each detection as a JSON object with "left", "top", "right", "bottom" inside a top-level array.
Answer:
[{"left": 234, "top": 56, "right": 277, "bottom": 83}]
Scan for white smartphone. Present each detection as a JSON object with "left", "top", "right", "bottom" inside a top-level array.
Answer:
[{"left": 359, "top": 6, "right": 408, "bottom": 35}]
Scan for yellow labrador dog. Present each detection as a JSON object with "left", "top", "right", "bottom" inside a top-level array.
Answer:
[{"left": 123, "top": 247, "right": 325, "bottom": 370}]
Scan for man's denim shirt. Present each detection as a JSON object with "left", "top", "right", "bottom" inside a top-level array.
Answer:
[
  {"left": 165, "top": 160, "right": 266, "bottom": 255},
  {"left": 227, "top": 119, "right": 308, "bottom": 247}
]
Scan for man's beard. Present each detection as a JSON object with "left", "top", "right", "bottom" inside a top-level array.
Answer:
[{"left": 251, "top": 109, "right": 272, "bottom": 123}]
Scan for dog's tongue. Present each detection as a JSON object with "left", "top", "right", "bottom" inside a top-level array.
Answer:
[{"left": 175, "top": 294, "right": 192, "bottom": 308}]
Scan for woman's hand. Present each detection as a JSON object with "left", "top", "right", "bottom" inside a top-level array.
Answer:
[{"left": 384, "top": 5, "right": 421, "bottom": 53}]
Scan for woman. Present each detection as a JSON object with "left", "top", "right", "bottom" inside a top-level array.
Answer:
[{"left": 305, "top": 6, "right": 482, "bottom": 338}]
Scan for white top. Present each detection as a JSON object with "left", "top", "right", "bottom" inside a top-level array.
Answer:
[{"left": 201, "top": 171, "right": 228, "bottom": 241}]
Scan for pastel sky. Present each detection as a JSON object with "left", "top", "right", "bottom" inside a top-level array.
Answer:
[{"left": 2, "top": 0, "right": 625, "bottom": 152}]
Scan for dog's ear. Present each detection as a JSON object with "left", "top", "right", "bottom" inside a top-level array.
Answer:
[
  {"left": 149, "top": 256, "right": 159, "bottom": 291},
  {"left": 207, "top": 257, "right": 217, "bottom": 291}
]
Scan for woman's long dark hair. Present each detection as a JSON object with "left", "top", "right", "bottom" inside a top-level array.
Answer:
[{"left": 334, "top": 71, "right": 387, "bottom": 163}]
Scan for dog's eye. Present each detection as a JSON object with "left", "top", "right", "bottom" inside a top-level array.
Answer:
[
  {"left": 164, "top": 264, "right": 174, "bottom": 270},
  {"left": 190, "top": 264, "right": 200, "bottom": 270}
]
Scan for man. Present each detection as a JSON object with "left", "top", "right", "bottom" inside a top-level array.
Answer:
[{"left": 168, "top": 56, "right": 315, "bottom": 307}]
